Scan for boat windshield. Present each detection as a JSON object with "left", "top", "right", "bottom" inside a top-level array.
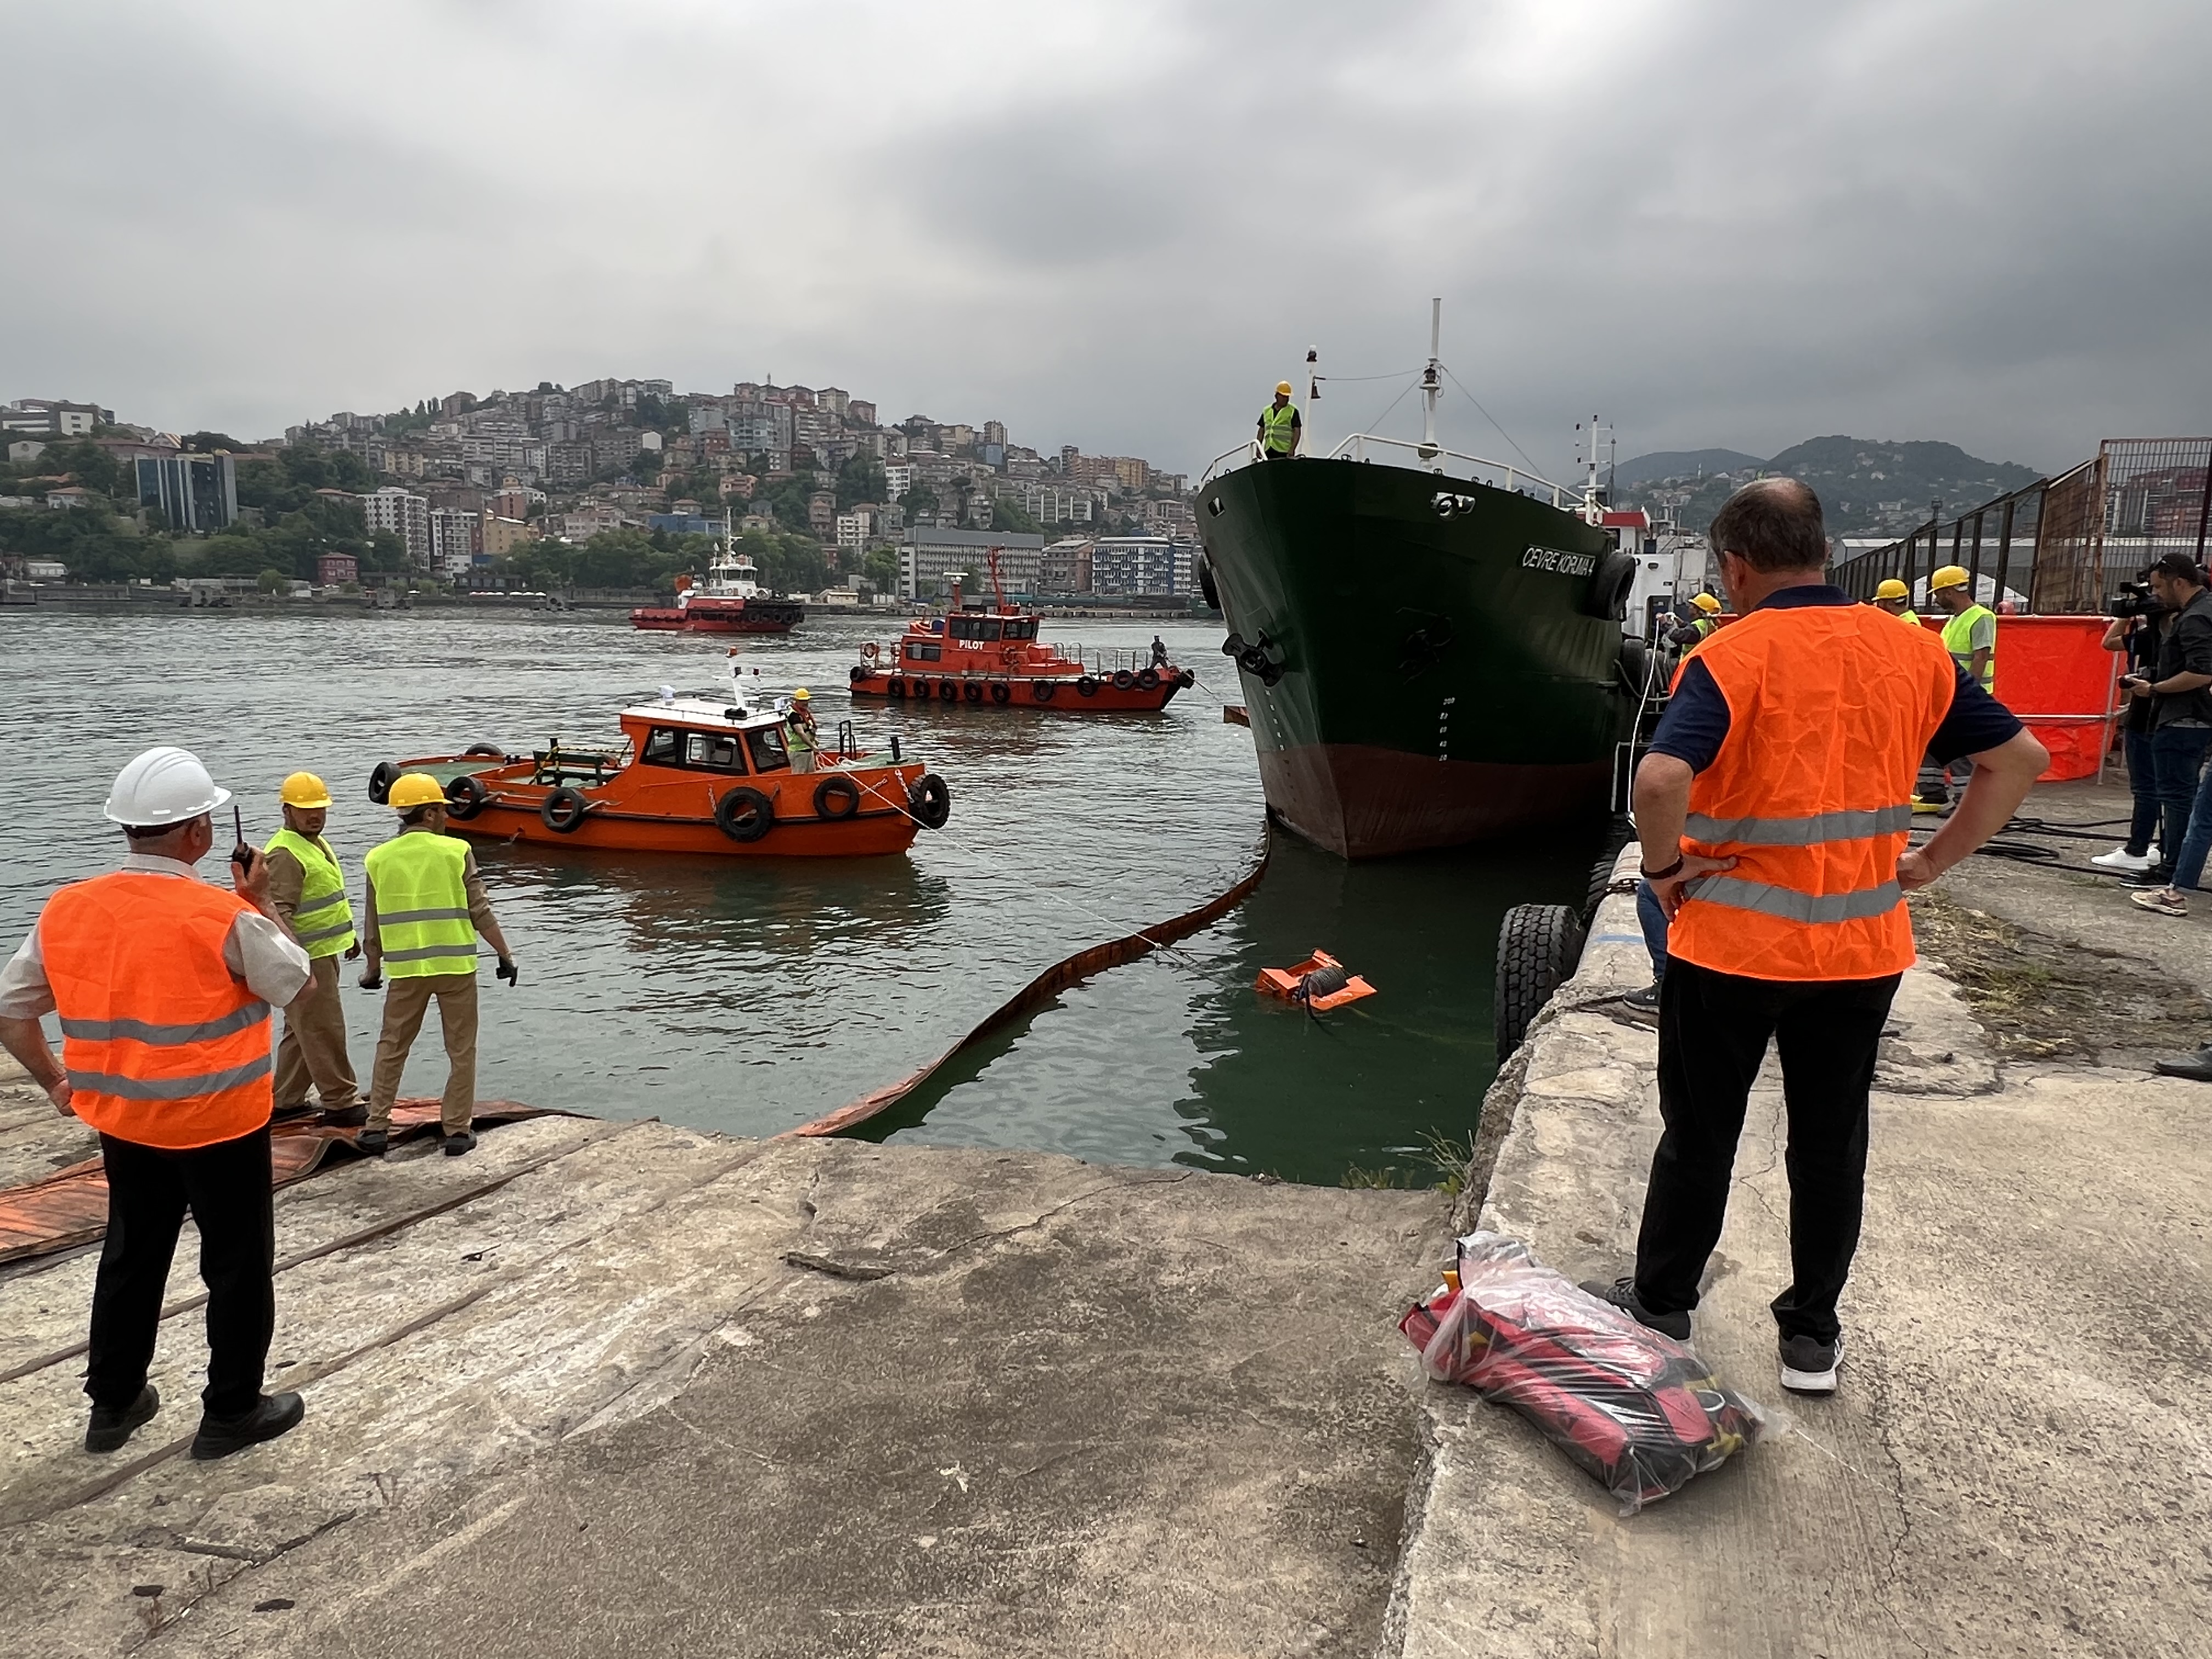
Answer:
[
  {"left": 904, "top": 640, "right": 942, "bottom": 662},
  {"left": 947, "top": 616, "right": 1004, "bottom": 642},
  {"left": 1002, "top": 618, "right": 1037, "bottom": 640},
  {"left": 746, "top": 726, "right": 791, "bottom": 772},
  {"left": 682, "top": 731, "right": 746, "bottom": 772}
]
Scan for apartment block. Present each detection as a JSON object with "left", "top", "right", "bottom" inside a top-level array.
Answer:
[
  {"left": 1090, "top": 536, "right": 1195, "bottom": 596},
  {"left": 429, "top": 507, "right": 484, "bottom": 577},
  {"left": 360, "top": 486, "right": 432, "bottom": 566},
  {"left": 898, "top": 527, "right": 1045, "bottom": 600},
  {"left": 136, "top": 453, "right": 239, "bottom": 533}
]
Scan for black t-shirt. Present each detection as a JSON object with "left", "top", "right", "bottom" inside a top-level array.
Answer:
[{"left": 2152, "top": 589, "right": 2212, "bottom": 727}]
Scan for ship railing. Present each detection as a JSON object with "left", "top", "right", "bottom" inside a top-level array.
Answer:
[{"left": 1328, "top": 433, "right": 1573, "bottom": 506}]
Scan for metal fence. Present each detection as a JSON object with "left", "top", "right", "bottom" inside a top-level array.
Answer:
[{"left": 1832, "top": 437, "right": 2212, "bottom": 613}]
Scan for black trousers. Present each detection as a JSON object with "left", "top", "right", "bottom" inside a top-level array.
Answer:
[
  {"left": 1634, "top": 958, "right": 1901, "bottom": 1345},
  {"left": 86, "top": 1125, "right": 274, "bottom": 1418}
]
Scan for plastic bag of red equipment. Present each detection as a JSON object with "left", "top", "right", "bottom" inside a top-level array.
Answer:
[{"left": 1400, "top": 1232, "right": 1764, "bottom": 1514}]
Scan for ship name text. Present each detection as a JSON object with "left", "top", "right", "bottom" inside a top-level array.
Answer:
[{"left": 1520, "top": 546, "right": 1598, "bottom": 577}]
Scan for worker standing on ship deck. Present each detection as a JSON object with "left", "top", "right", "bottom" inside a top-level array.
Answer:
[
  {"left": 1582, "top": 479, "right": 2045, "bottom": 1398},
  {"left": 1664, "top": 591, "right": 1724, "bottom": 648},
  {"left": 262, "top": 771, "right": 364, "bottom": 1127},
  {"left": 1872, "top": 578, "right": 1918, "bottom": 628},
  {"left": 0, "top": 747, "right": 311, "bottom": 1460},
  {"left": 1257, "top": 382, "right": 1301, "bottom": 460},
  {"left": 1914, "top": 566, "right": 1997, "bottom": 809},
  {"left": 786, "top": 688, "right": 819, "bottom": 774},
  {"left": 357, "top": 775, "right": 516, "bottom": 1159}
]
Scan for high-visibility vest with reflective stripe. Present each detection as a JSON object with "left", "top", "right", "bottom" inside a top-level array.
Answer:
[
  {"left": 264, "top": 828, "right": 356, "bottom": 958},
  {"left": 1259, "top": 402, "right": 1298, "bottom": 454},
  {"left": 39, "top": 873, "right": 273, "bottom": 1149},
  {"left": 1897, "top": 609, "right": 1918, "bottom": 629},
  {"left": 364, "top": 830, "right": 476, "bottom": 978},
  {"left": 1941, "top": 603, "right": 1996, "bottom": 689},
  {"left": 1668, "top": 604, "right": 1957, "bottom": 981}
]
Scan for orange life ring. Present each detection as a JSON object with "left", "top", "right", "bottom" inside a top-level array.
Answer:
[
  {"left": 861, "top": 641, "right": 881, "bottom": 662},
  {"left": 1001, "top": 646, "right": 1022, "bottom": 665}
]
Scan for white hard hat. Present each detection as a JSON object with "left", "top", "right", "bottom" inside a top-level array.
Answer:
[{"left": 103, "top": 746, "right": 232, "bottom": 828}]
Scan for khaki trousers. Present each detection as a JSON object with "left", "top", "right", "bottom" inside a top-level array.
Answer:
[
  {"left": 367, "top": 972, "right": 478, "bottom": 1133},
  {"left": 273, "top": 953, "right": 360, "bottom": 1113}
]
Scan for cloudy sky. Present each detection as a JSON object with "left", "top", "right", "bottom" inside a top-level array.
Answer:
[{"left": 5, "top": 1, "right": 2207, "bottom": 478}]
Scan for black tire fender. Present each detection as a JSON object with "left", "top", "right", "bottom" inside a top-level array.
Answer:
[
  {"left": 1031, "top": 680, "right": 1057, "bottom": 703},
  {"left": 1076, "top": 675, "right": 1099, "bottom": 697},
  {"left": 849, "top": 664, "right": 869, "bottom": 682},
  {"left": 813, "top": 775, "right": 861, "bottom": 820},
  {"left": 540, "top": 787, "right": 589, "bottom": 834},
  {"left": 1112, "top": 669, "right": 1135, "bottom": 690},
  {"left": 939, "top": 679, "right": 960, "bottom": 702},
  {"left": 714, "top": 786, "right": 775, "bottom": 843},
  {"left": 1136, "top": 668, "right": 1161, "bottom": 691},
  {"left": 908, "top": 771, "right": 951, "bottom": 830},
  {"left": 368, "top": 760, "right": 400, "bottom": 805},
  {"left": 445, "top": 774, "right": 487, "bottom": 820},
  {"left": 1616, "top": 633, "right": 1652, "bottom": 696},
  {"left": 1176, "top": 668, "right": 1195, "bottom": 688},
  {"left": 462, "top": 742, "right": 505, "bottom": 759},
  {"left": 1584, "top": 550, "right": 1637, "bottom": 621},
  {"left": 889, "top": 675, "right": 907, "bottom": 697},
  {"left": 990, "top": 681, "right": 1012, "bottom": 705},
  {"left": 963, "top": 681, "right": 985, "bottom": 704},
  {"left": 1494, "top": 904, "right": 1586, "bottom": 1058},
  {"left": 1198, "top": 554, "right": 1220, "bottom": 611}
]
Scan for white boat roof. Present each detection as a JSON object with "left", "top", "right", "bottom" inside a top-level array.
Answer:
[{"left": 617, "top": 696, "right": 788, "bottom": 732}]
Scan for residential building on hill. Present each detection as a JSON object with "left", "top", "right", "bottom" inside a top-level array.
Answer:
[
  {"left": 137, "top": 453, "right": 238, "bottom": 533},
  {"left": 1091, "top": 535, "right": 1195, "bottom": 597},
  {"left": 898, "top": 526, "right": 1045, "bottom": 600},
  {"left": 360, "top": 486, "right": 431, "bottom": 566}
]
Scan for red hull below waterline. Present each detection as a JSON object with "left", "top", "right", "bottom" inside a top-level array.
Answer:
[
  {"left": 1257, "top": 742, "right": 1611, "bottom": 859},
  {"left": 849, "top": 669, "right": 1184, "bottom": 713}
]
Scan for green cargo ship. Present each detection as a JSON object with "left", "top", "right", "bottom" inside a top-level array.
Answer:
[{"left": 1199, "top": 335, "right": 1643, "bottom": 859}]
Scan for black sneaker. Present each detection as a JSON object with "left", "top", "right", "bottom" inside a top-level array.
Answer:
[
  {"left": 2124, "top": 867, "right": 2176, "bottom": 889},
  {"left": 442, "top": 1130, "right": 477, "bottom": 1157},
  {"left": 1577, "top": 1276, "right": 1691, "bottom": 1341},
  {"left": 85, "top": 1384, "right": 159, "bottom": 1453},
  {"left": 356, "top": 1128, "right": 390, "bottom": 1156},
  {"left": 190, "top": 1392, "right": 304, "bottom": 1461},
  {"left": 1779, "top": 1333, "right": 1843, "bottom": 1395},
  {"left": 1621, "top": 982, "right": 1661, "bottom": 1015},
  {"left": 319, "top": 1104, "right": 368, "bottom": 1128},
  {"left": 2153, "top": 1047, "right": 2212, "bottom": 1082}
]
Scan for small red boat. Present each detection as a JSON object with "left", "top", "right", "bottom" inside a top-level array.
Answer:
[
  {"left": 849, "top": 552, "right": 1192, "bottom": 712},
  {"left": 631, "top": 539, "right": 803, "bottom": 635}
]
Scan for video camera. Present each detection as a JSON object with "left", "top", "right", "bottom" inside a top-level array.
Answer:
[{"left": 2107, "top": 582, "right": 2165, "bottom": 620}]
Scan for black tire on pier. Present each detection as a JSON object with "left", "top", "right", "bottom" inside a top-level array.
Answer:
[
  {"left": 1495, "top": 903, "right": 1586, "bottom": 1059},
  {"left": 540, "top": 787, "right": 590, "bottom": 834},
  {"left": 444, "top": 774, "right": 488, "bottom": 820},
  {"left": 813, "top": 775, "right": 861, "bottom": 820},
  {"left": 368, "top": 761, "right": 400, "bottom": 805},
  {"left": 1584, "top": 814, "right": 1638, "bottom": 920},
  {"left": 908, "top": 772, "right": 952, "bottom": 830},
  {"left": 714, "top": 786, "right": 775, "bottom": 843}
]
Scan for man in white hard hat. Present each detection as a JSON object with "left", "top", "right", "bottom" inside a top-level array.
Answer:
[
  {"left": 0, "top": 747, "right": 313, "bottom": 1460},
  {"left": 263, "top": 771, "right": 364, "bottom": 1126}
]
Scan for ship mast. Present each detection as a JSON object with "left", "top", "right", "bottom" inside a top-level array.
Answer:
[{"left": 1418, "top": 297, "right": 1442, "bottom": 466}]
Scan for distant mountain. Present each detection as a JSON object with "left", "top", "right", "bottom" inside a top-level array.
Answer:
[
  {"left": 1620, "top": 435, "right": 2044, "bottom": 537},
  {"left": 1612, "top": 448, "right": 1765, "bottom": 489}
]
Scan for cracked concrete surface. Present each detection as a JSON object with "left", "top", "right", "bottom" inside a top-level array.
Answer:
[
  {"left": 1389, "top": 847, "right": 2212, "bottom": 1657},
  {"left": 0, "top": 1056, "right": 1445, "bottom": 1657}
]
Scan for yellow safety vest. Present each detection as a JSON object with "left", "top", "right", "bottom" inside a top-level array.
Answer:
[
  {"left": 363, "top": 830, "right": 476, "bottom": 978},
  {"left": 1897, "top": 610, "right": 1918, "bottom": 629},
  {"left": 1259, "top": 402, "right": 1299, "bottom": 455},
  {"left": 264, "top": 828, "right": 356, "bottom": 959},
  {"left": 1940, "top": 603, "right": 1996, "bottom": 689}
]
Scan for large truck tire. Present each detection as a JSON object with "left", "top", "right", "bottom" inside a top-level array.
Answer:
[{"left": 1496, "top": 903, "right": 1586, "bottom": 1058}]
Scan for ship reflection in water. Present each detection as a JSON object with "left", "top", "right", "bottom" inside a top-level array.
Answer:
[{"left": 867, "top": 828, "right": 1599, "bottom": 1186}]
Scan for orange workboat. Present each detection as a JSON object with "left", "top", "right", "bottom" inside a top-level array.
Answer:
[
  {"left": 849, "top": 552, "right": 1193, "bottom": 712},
  {"left": 370, "top": 663, "right": 949, "bottom": 857}
]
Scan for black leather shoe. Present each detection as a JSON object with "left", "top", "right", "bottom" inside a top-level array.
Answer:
[
  {"left": 85, "top": 1384, "right": 159, "bottom": 1453},
  {"left": 190, "top": 1392, "right": 304, "bottom": 1461},
  {"left": 320, "top": 1104, "right": 368, "bottom": 1128},
  {"left": 270, "top": 1102, "right": 317, "bottom": 1122},
  {"left": 442, "top": 1130, "right": 477, "bottom": 1156},
  {"left": 2153, "top": 1047, "right": 2212, "bottom": 1081},
  {"left": 356, "top": 1129, "right": 390, "bottom": 1156}
]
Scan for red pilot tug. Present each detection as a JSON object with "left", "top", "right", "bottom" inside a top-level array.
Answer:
[{"left": 849, "top": 551, "right": 1194, "bottom": 712}]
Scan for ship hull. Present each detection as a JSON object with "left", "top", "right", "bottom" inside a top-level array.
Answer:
[
  {"left": 1199, "top": 455, "right": 1632, "bottom": 859},
  {"left": 629, "top": 598, "right": 802, "bottom": 634},
  {"left": 848, "top": 667, "right": 1185, "bottom": 713}
]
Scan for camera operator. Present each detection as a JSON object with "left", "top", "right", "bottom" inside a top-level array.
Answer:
[
  {"left": 2120, "top": 554, "right": 2212, "bottom": 914},
  {"left": 2093, "top": 569, "right": 2171, "bottom": 872}
]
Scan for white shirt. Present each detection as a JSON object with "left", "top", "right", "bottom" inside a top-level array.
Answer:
[{"left": 0, "top": 853, "right": 312, "bottom": 1020}]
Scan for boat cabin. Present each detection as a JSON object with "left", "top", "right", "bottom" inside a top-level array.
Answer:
[{"left": 613, "top": 697, "right": 796, "bottom": 778}]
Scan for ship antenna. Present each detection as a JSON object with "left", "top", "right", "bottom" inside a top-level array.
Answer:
[
  {"left": 1304, "top": 346, "right": 1321, "bottom": 456},
  {"left": 1419, "top": 297, "right": 1442, "bottom": 467}
]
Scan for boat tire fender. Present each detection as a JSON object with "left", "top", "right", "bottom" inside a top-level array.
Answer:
[
  {"left": 1584, "top": 550, "right": 1638, "bottom": 621},
  {"left": 444, "top": 774, "right": 488, "bottom": 820},
  {"left": 1198, "top": 554, "right": 1220, "bottom": 611},
  {"left": 888, "top": 675, "right": 907, "bottom": 698},
  {"left": 849, "top": 664, "right": 869, "bottom": 682},
  {"left": 1135, "top": 668, "right": 1161, "bottom": 691},
  {"left": 714, "top": 786, "right": 775, "bottom": 843},
  {"left": 541, "top": 787, "right": 590, "bottom": 835},
  {"left": 368, "top": 760, "right": 401, "bottom": 805},
  {"left": 1113, "top": 669, "right": 1136, "bottom": 690},
  {"left": 1176, "top": 668, "right": 1195, "bottom": 688},
  {"left": 990, "top": 681, "right": 1012, "bottom": 705},
  {"left": 1032, "top": 680, "right": 1056, "bottom": 703},
  {"left": 939, "top": 679, "right": 960, "bottom": 703},
  {"left": 1494, "top": 903, "right": 1585, "bottom": 1058},
  {"left": 909, "top": 772, "right": 952, "bottom": 831},
  {"left": 963, "top": 681, "right": 985, "bottom": 704},
  {"left": 1076, "top": 675, "right": 1099, "bottom": 697},
  {"left": 462, "top": 742, "right": 505, "bottom": 759},
  {"left": 1616, "top": 633, "right": 1652, "bottom": 696},
  {"left": 813, "top": 775, "right": 861, "bottom": 820}
]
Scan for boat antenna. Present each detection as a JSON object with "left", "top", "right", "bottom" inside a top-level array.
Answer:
[
  {"left": 1304, "top": 346, "right": 1321, "bottom": 456},
  {"left": 1419, "top": 298, "right": 1442, "bottom": 467}
]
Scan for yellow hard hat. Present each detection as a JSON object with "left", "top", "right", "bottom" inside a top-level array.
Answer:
[
  {"left": 1875, "top": 578, "right": 1910, "bottom": 601},
  {"left": 1274, "top": 381, "right": 1294, "bottom": 396},
  {"left": 280, "top": 770, "right": 334, "bottom": 809},
  {"left": 387, "top": 772, "right": 448, "bottom": 810},
  {"left": 1691, "top": 591, "right": 1722, "bottom": 613},
  {"left": 791, "top": 687, "right": 811, "bottom": 701},
  {"left": 1930, "top": 565, "right": 1971, "bottom": 592}
]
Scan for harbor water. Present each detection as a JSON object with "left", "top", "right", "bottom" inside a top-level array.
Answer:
[{"left": 0, "top": 606, "right": 1594, "bottom": 1185}]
